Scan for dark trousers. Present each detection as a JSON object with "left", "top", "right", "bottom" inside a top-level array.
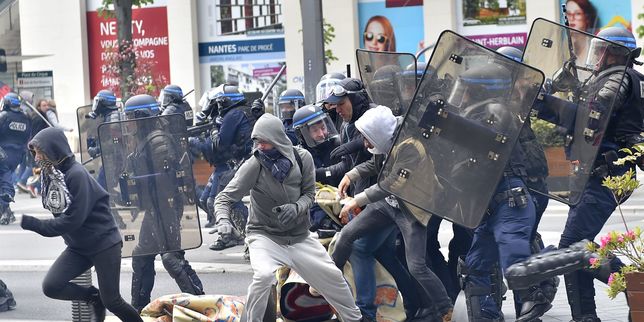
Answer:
[
  {"left": 558, "top": 164, "right": 633, "bottom": 317},
  {"left": 332, "top": 199, "right": 452, "bottom": 316},
  {"left": 42, "top": 242, "right": 142, "bottom": 322},
  {"left": 465, "top": 176, "right": 535, "bottom": 318}
]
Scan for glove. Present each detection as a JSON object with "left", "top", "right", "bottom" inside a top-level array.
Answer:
[
  {"left": 251, "top": 99, "right": 265, "bottom": 118},
  {"left": 330, "top": 138, "right": 364, "bottom": 161},
  {"left": 87, "top": 146, "right": 101, "bottom": 158},
  {"left": 195, "top": 111, "right": 208, "bottom": 123},
  {"left": 20, "top": 214, "right": 38, "bottom": 231},
  {"left": 214, "top": 218, "right": 234, "bottom": 239},
  {"left": 274, "top": 203, "right": 298, "bottom": 226},
  {"left": 207, "top": 197, "right": 215, "bottom": 215}
]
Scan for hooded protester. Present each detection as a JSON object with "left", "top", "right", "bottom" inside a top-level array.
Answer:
[
  {"left": 213, "top": 113, "right": 367, "bottom": 322},
  {"left": 20, "top": 127, "right": 142, "bottom": 322},
  {"left": 334, "top": 106, "right": 454, "bottom": 322}
]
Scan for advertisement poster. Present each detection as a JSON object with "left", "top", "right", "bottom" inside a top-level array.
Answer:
[
  {"left": 558, "top": 0, "right": 632, "bottom": 34},
  {"left": 459, "top": 0, "right": 528, "bottom": 51},
  {"left": 197, "top": 0, "right": 286, "bottom": 97},
  {"left": 86, "top": 0, "right": 170, "bottom": 97},
  {"left": 357, "top": 0, "right": 425, "bottom": 56}
]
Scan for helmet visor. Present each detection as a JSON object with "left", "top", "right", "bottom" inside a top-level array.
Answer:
[{"left": 294, "top": 111, "right": 339, "bottom": 147}]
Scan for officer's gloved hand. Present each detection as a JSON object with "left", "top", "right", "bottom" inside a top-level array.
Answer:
[
  {"left": 251, "top": 99, "right": 265, "bottom": 118},
  {"left": 330, "top": 138, "right": 364, "bottom": 161},
  {"left": 274, "top": 203, "right": 298, "bottom": 226},
  {"left": 315, "top": 167, "right": 328, "bottom": 182},
  {"left": 88, "top": 146, "right": 101, "bottom": 158},
  {"left": 214, "top": 218, "right": 234, "bottom": 239}
]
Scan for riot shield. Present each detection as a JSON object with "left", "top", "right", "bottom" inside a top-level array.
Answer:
[
  {"left": 98, "top": 114, "right": 202, "bottom": 257},
  {"left": 378, "top": 30, "right": 545, "bottom": 229},
  {"left": 523, "top": 18, "right": 631, "bottom": 204},
  {"left": 76, "top": 105, "right": 101, "bottom": 178},
  {"left": 356, "top": 50, "right": 417, "bottom": 116}
]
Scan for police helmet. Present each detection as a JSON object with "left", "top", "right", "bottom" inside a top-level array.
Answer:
[
  {"left": 587, "top": 27, "right": 638, "bottom": 69},
  {"left": 315, "top": 72, "right": 346, "bottom": 103},
  {"left": 447, "top": 64, "right": 512, "bottom": 108},
  {"left": 123, "top": 94, "right": 160, "bottom": 120},
  {"left": 210, "top": 84, "right": 246, "bottom": 116},
  {"left": 89, "top": 89, "right": 117, "bottom": 119},
  {"left": 496, "top": 46, "right": 523, "bottom": 63},
  {"left": 292, "top": 104, "right": 339, "bottom": 148},
  {"left": 158, "top": 84, "right": 183, "bottom": 109},
  {"left": 277, "top": 89, "right": 305, "bottom": 121},
  {"left": 1, "top": 92, "right": 21, "bottom": 112}
]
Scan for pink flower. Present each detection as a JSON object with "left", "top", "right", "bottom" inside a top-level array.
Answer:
[
  {"left": 589, "top": 258, "right": 598, "bottom": 266},
  {"left": 608, "top": 272, "right": 617, "bottom": 286},
  {"left": 618, "top": 235, "right": 625, "bottom": 243},
  {"left": 600, "top": 235, "right": 611, "bottom": 248}
]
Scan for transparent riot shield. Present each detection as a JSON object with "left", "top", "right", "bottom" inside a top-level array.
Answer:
[
  {"left": 356, "top": 50, "right": 417, "bottom": 116},
  {"left": 523, "top": 18, "right": 631, "bottom": 204},
  {"left": 76, "top": 105, "right": 101, "bottom": 178},
  {"left": 98, "top": 114, "right": 202, "bottom": 257},
  {"left": 378, "top": 30, "right": 545, "bottom": 229}
]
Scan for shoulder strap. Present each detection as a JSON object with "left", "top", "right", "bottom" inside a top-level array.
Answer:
[{"left": 293, "top": 147, "right": 303, "bottom": 176}]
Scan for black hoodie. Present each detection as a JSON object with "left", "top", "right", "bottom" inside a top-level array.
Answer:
[{"left": 21, "top": 128, "right": 122, "bottom": 256}]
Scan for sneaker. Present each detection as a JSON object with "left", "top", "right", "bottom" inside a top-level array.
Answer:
[
  {"left": 27, "top": 185, "right": 38, "bottom": 198},
  {"left": 16, "top": 182, "right": 29, "bottom": 193},
  {"left": 208, "top": 237, "right": 240, "bottom": 251}
]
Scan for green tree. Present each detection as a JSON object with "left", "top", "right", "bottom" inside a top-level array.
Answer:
[
  {"left": 323, "top": 20, "right": 338, "bottom": 65},
  {"left": 638, "top": 10, "right": 644, "bottom": 39},
  {"left": 99, "top": 0, "right": 154, "bottom": 100}
]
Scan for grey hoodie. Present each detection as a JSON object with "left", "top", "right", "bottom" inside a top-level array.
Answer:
[{"left": 214, "top": 113, "right": 316, "bottom": 245}]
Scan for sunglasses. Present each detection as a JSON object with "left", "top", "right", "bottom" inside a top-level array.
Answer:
[{"left": 364, "top": 32, "right": 388, "bottom": 44}]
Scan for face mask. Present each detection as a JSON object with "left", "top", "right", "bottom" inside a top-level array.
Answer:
[{"left": 367, "top": 147, "right": 384, "bottom": 155}]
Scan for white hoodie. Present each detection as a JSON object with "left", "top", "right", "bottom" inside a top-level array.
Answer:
[{"left": 354, "top": 105, "right": 397, "bottom": 155}]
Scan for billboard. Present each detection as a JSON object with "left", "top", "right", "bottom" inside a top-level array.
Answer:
[
  {"left": 459, "top": 0, "right": 528, "bottom": 51},
  {"left": 197, "top": 0, "right": 286, "bottom": 99},
  {"left": 86, "top": 0, "right": 170, "bottom": 97},
  {"left": 358, "top": 0, "right": 425, "bottom": 56},
  {"left": 559, "top": 0, "right": 632, "bottom": 34}
]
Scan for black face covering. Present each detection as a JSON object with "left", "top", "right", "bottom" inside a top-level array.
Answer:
[{"left": 257, "top": 148, "right": 292, "bottom": 183}]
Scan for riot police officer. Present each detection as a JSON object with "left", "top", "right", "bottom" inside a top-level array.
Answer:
[
  {"left": 292, "top": 104, "right": 341, "bottom": 231},
  {"left": 0, "top": 93, "right": 31, "bottom": 225},
  {"left": 86, "top": 89, "right": 121, "bottom": 188},
  {"left": 159, "top": 84, "right": 194, "bottom": 127},
  {"left": 276, "top": 89, "right": 305, "bottom": 145},
  {"left": 122, "top": 94, "right": 204, "bottom": 312},
  {"left": 452, "top": 64, "right": 551, "bottom": 322},
  {"left": 316, "top": 72, "right": 346, "bottom": 131},
  {"left": 190, "top": 84, "right": 253, "bottom": 250}
]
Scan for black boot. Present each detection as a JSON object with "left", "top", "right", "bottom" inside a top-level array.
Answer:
[
  {"left": 515, "top": 286, "right": 552, "bottom": 322},
  {"left": 87, "top": 287, "right": 106, "bottom": 322},
  {"left": 570, "top": 314, "right": 601, "bottom": 322}
]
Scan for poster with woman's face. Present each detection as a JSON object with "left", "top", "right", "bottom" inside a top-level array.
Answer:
[
  {"left": 358, "top": 0, "right": 425, "bottom": 55},
  {"left": 560, "top": 0, "right": 632, "bottom": 34}
]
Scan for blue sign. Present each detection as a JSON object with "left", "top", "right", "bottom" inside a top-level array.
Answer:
[{"left": 198, "top": 38, "right": 285, "bottom": 63}]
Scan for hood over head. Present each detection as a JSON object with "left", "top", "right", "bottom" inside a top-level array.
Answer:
[
  {"left": 355, "top": 105, "right": 397, "bottom": 155},
  {"left": 29, "top": 127, "right": 74, "bottom": 167},
  {"left": 252, "top": 113, "right": 294, "bottom": 160}
]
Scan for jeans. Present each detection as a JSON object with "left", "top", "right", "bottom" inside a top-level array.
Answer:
[
  {"left": 332, "top": 199, "right": 452, "bottom": 316},
  {"left": 42, "top": 242, "right": 142, "bottom": 322}
]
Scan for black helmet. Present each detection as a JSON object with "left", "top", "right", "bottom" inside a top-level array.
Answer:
[
  {"left": 447, "top": 64, "right": 512, "bottom": 108},
  {"left": 315, "top": 72, "right": 346, "bottom": 103},
  {"left": 292, "top": 104, "right": 339, "bottom": 147},
  {"left": 210, "top": 84, "right": 246, "bottom": 116},
  {"left": 587, "top": 27, "right": 638, "bottom": 69},
  {"left": 1, "top": 92, "right": 21, "bottom": 112},
  {"left": 89, "top": 89, "right": 117, "bottom": 119},
  {"left": 123, "top": 94, "right": 160, "bottom": 120},
  {"left": 277, "top": 89, "right": 305, "bottom": 121},
  {"left": 370, "top": 65, "right": 403, "bottom": 114},
  {"left": 159, "top": 84, "right": 183, "bottom": 109},
  {"left": 496, "top": 46, "right": 523, "bottom": 62}
]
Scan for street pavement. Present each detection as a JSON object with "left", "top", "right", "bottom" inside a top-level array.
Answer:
[{"left": 2, "top": 181, "right": 643, "bottom": 321}]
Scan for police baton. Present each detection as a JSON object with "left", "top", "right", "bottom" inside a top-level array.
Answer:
[
  {"left": 182, "top": 89, "right": 195, "bottom": 99},
  {"left": 261, "top": 64, "right": 287, "bottom": 101}
]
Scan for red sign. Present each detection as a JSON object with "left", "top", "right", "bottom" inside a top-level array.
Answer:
[{"left": 86, "top": 6, "right": 170, "bottom": 97}]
